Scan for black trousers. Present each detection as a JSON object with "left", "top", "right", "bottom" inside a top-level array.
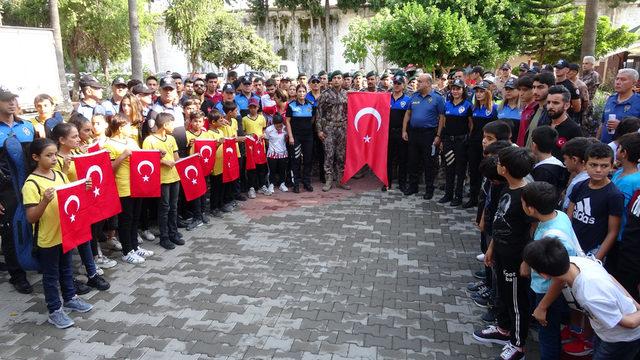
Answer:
[
  {"left": 292, "top": 133, "right": 314, "bottom": 186},
  {"left": 387, "top": 129, "right": 408, "bottom": 188},
  {"left": 0, "top": 190, "right": 27, "bottom": 282},
  {"left": 247, "top": 163, "right": 268, "bottom": 189},
  {"left": 467, "top": 139, "right": 483, "bottom": 201},
  {"left": 268, "top": 158, "right": 288, "bottom": 186},
  {"left": 313, "top": 132, "right": 325, "bottom": 182},
  {"left": 494, "top": 251, "right": 530, "bottom": 348},
  {"left": 407, "top": 127, "right": 437, "bottom": 193},
  {"left": 209, "top": 174, "right": 232, "bottom": 211},
  {"left": 118, "top": 197, "right": 142, "bottom": 255},
  {"left": 442, "top": 135, "right": 468, "bottom": 199}
]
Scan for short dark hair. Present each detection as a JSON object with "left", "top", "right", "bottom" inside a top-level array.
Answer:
[
  {"left": 523, "top": 237, "right": 570, "bottom": 277},
  {"left": 222, "top": 101, "right": 237, "bottom": 114},
  {"left": 483, "top": 140, "right": 512, "bottom": 156},
  {"left": 532, "top": 126, "right": 558, "bottom": 153},
  {"left": 547, "top": 85, "right": 571, "bottom": 103},
  {"left": 51, "top": 122, "right": 76, "bottom": 145},
  {"left": 184, "top": 78, "right": 194, "bottom": 85},
  {"left": 205, "top": 72, "right": 218, "bottom": 81},
  {"left": 498, "top": 146, "right": 535, "bottom": 179},
  {"left": 227, "top": 71, "right": 238, "bottom": 78},
  {"left": 145, "top": 75, "right": 158, "bottom": 82},
  {"left": 127, "top": 79, "right": 142, "bottom": 89},
  {"left": 33, "top": 93, "right": 55, "bottom": 106},
  {"left": 516, "top": 75, "right": 534, "bottom": 89},
  {"left": 272, "top": 113, "right": 284, "bottom": 124},
  {"left": 479, "top": 156, "right": 505, "bottom": 182},
  {"left": 207, "top": 111, "right": 222, "bottom": 123},
  {"left": 613, "top": 116, "right": 640, "bottom": 141},
  {"left": 618, "top": 132, "right": 640, "bottom": 163},
  {"left": 483, "top": 120, "right": 512, "bottom": 141},
  {"left": 171, "top": 72, "right": 182, "bottom": 80},
  {"left": 585, "top": 142, "right": 614, "bottom": 163},
  {"left": 189, "top": 110, "right": 206, "bottom": 121},
  {"left": 155, "top": 112, "right": 174, "bottom": 128},
  {"left": 472, "top": 66, "right": 484, "bottom": 75},
  {"left": 522, "top": 181, "right": 558, "bottom": 215},
  {"left": 533, "top": 72, "right": 555, "bottom": 88},
  {"left": 561, "top": 137, "right": 592, "bottom": 161},
  {"left": 265, "top": 78, "right": 277, "bottom": 87}
]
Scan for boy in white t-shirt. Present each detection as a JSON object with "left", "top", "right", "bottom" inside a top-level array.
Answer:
[{"left": 523, "top": 238, "right": 640, "bottom": 360}]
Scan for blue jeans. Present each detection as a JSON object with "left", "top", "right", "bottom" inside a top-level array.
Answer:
[
  {"left": 535, "top": 292, "right": 568, "bottom": 360},
  {"left": 159, "top": 181, "right": 179, "bottom": 240},
  {"left": 37, "top": 244, "right": 75, "bottom": 313},
  {"left": 593, "top": 336, "right": 640, "bottom": 360},
  {"left": 77, "top": 241, "right": 97, "bottom": 277}
]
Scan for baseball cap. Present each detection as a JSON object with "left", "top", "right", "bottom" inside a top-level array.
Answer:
[
  {"left": 568, "top": 63, "right": 580, "bottom": 72},
  {"left": 504, "top": 78, "right": 518, "bottom": 89},
  {"left": 483, "top": 74, "right": 496, "bottom": 84},
  {"left": 309, "top": 75, "right": 320, "bottom": 83},
  {"left": 554, "top": 59, "right": 569, "bottom": 69},
  {"left": 79, "top": 75, "right": 104, "bottom": 89},
  {"left": 519, "top": 62, "right": 530, "bottom": 71},
  {"left": 241, "top": 75, "right": 252, "bottom": 85},
  {"left": 392, "top": 75, "right": 405, "bottom": 84},
  {"left": 281, "top": 76, "right": 291, "bottom": 82},
  {"left": 131, "top": 84, "right": 155, "bottom": 95},
  {"left": 500, "top": 62, "right": 512, "bottom": 70},
  {"left": 0, "top": 86, "right": 18, "bottom": 101},
  {"left": 111, "top": 76, "right": 127, "bottom": 86},
  {"left": 159, "top": 76, "right": 176, "bottom": 89},
  {"left": 297, "top": 72, "right": 307, "bottom": 79},
  {"left": 328, "top": 70, "right": 342, "bottom": 81},
  {"left": 366, "top": 71, "right": 378, "bottom": 78},
  {"left": 248, "top": 97, "right": 260, "bottom": 107},
  {"left": 473, "top": 81, "right": 490, "bottom": 90},
  {"left": 450, "top": 78, "right": 465, "bottom": 88},
  {"left": 222, "top": 83, "right": 235, "bottom": 93}
]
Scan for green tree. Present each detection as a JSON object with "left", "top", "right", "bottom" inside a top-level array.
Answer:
[
  {"left": 566, "top": 9, "right": 637, "bottom": 61},
  {"left": 0, "top": 0, "right": 49, "bottom": 27},
  {"left": 164, "top": 0, "right": 223, "bottom": 71},
  {"left": 341, "top": 11, "right": 388, "bottom": 71},
  {"left": 518, "top": 0, "right": 576, "bottom": 64}
]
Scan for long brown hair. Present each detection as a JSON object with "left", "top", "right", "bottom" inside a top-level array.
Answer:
[
  {"left": 107, "top": 113, "right": 129, "bottom": 137},
  {"left": 119, "top": 93, "right": 143, "bottom": 127},
  {"left": 474, "top": 88, "right": 493, "bottom": 110}
]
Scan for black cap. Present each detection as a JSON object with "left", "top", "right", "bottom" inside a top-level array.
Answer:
[
  {"left": 241, "top": 75, "right": 252, "bottom": 85},
  {"left": 171, "top": 72, "right": 182, "bottom": 80},
  {"left": 131, "top": 84, "right": 155, "bottom": 95},
  {"left": 366, "top": 71, "right": 378, "bottom": 78},
  {"left": 500, "top": 62, "right": 512, "bottom": 70},
  {"left": 205, "top": 72, "right": 218, "bottom": 81},
  {"left": 111, "top": 76, "right": 127, "bottom": 86},
  {"left": 568, "top": 63, "right": 580, "bottom": 72},
  {"left": 159, "top": 76, "right": 176, "bottom": 89},
  {"left": 222, "top": 83, "right": 235, "bottom": 93},
  {"left": 519, "top": 62, "right": 530, "bottom": 71},
  {"left": 504, "top": 78, "right": 518, "bottom": 89},
  {"left": 281, "top": 76, "right": 291, "bottom": 82},
  {"left": 473, "top": 81, "right": 490, "bottom": 90},
  {"left": 392, "top": 75, "right": 405, "bottom": 84},
  {"left": 554, "top": 59, "right": 569, "bottom": 69},
  {"left": 450, "top": 78, "right": 465, "bottom": 88},
  {"left": 79, "top": 75, "right": 104, "bottom": 89},
  {"left": 309, "top": 75, "right": 320, "bottom": 83},
  {"left": 328, "top": 70, "right": 342, "bottom": 81},
  {"left": 0, "top": 86, "right": 18, "bottom": 101},
  {"left": 297, "top": 72, "right": 307, "bottom": 79}
]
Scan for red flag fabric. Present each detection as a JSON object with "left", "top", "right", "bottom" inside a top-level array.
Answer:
[
  {"left": 87, "top": 142, "right": 101, "bottom": 153},
  {"left": 175, "top": 154, "right": 207, "bottom": 201},
  {"left": 194, "top": 139, "right": 218, "bottom": 174},
  {"left": 342, "top": 92, "right": 391, "bottom": 186},
  {"left": 73, "top": 150, "right": 122, "bottom": 222},
  {"left": 56, "top": 179, "right": 92, "bottom": 253},
  {"left": 130, "top": 150, "right": 161, "bottom": 197},
  {"left": 222, "top": 138, "right": 240, "bottom": 183},
  {"left": 254, "top": 137, "right": 267, "bottom": 165},
  {"left": 245, "top": 135, "right": 256, "bottom": 171}
]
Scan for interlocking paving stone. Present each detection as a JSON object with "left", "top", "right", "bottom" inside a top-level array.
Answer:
[{"left": 0, "top": 177, "right": 541, "bottom": 359}]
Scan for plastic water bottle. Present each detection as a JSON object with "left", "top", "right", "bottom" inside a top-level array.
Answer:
[
  {"left": 431, "top": 144, "right": 436, "bottom": 156},
  {"left": 608, "top": 114, "right": 616, "bottom": 135}
]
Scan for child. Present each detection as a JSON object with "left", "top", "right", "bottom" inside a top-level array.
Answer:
[
  {"left": 616, "top": 186, "right": 640, "bottom": 302},
  {"left": 568, "top": 143, "right": 624, "bottom": 261},
  {"left": 531, "top": 125, "right": 569, "bottom": 191},
  {"left": 481, "top": 120, "right": 513, "bottom": 151},
  {"left": 185, "top": 111, "right": 211, "bottom": 230},
  {"left": 561, "top": 137, "right": 593, "bottom": 211},
  {"left": 31, "top": 93, "right": 63, "bottom": 139},
  {"left": 222, "top": 101, "right": 246, "bottom": 207},
  {"left": 143, "top": 112, "right": 182, "bottom": 250},
  {"left": 104, "top": 114, "right": 153, "bottom": 264},
  {"left": 521, "top": 181, "right": 581, "bottom": 360},
  {"left": 22, "top": 138, "right": 93, "bottom": 328},
  {"left": 242, "top": 97, "right": 270, "bottom": 197},
  {"left": 207, "top": 112, "right": 229, "bottom": 217},
  {"left": 474, "top": 146, "right": 535, "bottom": 360},
  {"left": 608, "top": 117, "right": 640, "bottom": 163},
  {"left": 522, "top": 238, "right": 640, "bottom": 359},
  {"left": 264, "top": 113, "right": 289, "bottom": 193}
]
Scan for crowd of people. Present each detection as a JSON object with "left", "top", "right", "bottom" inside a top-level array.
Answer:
[{"left": 0, "top": 57, "right": 640, "bottom": 359}]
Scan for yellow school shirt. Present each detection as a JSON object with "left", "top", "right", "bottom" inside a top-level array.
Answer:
[
  {"left": 22, "top": 171, "right": 68, "bottom": 248},
  {"left": 208, "top": 128, "right": 225, "bottom": 176},
  {"left": 142, "top": 134, "right": 180, "bottom": 184},
  {"left": 54, "top": 154, "right": 77, "bottom": 182},
  {"left": 104, "top": 137, "right": 140, "bottom": 197},
  {"left": 242, "top": 114, "right": 266, "bottom": 137},
  {"left": 222, "top": 118, "right": 241, "bottom": 158},
  {"left": 187, "top": 130, "right": 212, "bottom": 155},
  {"left": 30, "top": 118, "right": 47, "bottom": 138},
  {"left": 123, "top": 123, "right": 140, "bottom": 145}
]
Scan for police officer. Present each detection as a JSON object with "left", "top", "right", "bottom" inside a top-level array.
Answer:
[
  {"left": 145, "top": 76, "right": 184, "bottom": 139},
  {"left": 75, "top": 75, "right": 107, "bottom": 120},
  {"left": 342, "top": 72, "right": 353, "bottom": 91},
  {"left": 401, "top": 74, "right": 445, "bottom": 200},
  {"left": 363, "top": 71, "right": 379, "bottom": 92},
  {"left": 316, "top": 71, "right": 350, "bottom": 192},
  {"left": 385, "top": 75, "right": 411, "bottom": 192},
  {"left": 379, "top": 72, "right": 392, "bottom": 92},
  {"left": 0, "top": 87, "right": 34, "bottom": 294},
  {"left": 352, "top": 71, "right": 364, "bottom": 91},
  {"left": 102, "top": 76, "right": 128, "bottom": 116}
]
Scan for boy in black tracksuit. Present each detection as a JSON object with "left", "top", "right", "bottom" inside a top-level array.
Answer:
[{"left": 473, "top": 146, "right": 536, "bottom": 360}]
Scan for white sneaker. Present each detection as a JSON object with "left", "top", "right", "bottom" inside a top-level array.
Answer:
[
  {"left": 122, "top": 250, "right": 144, "bottom": 264},
  {"left": 137, "top": 234, "right": 144, "bottom": 243},
  {"left": 259, "top": 185, "right": 270, "bottom": 196},
  {"left": 135, "top": 247, "right": 154, "bottom": 258},
  {"left": 279, "top": 183, "right": 289, "bottom": 192},
  {"left": 141, "top": 230, "right": 155, "bottom": 241},
  {"left": 94, "top": 255, "right": 117, "bottom": 269},
  {"left": 267, "top": 184, "right": 275, "bottom": 194},
  {"left": 248, "top": 187, "right": 257, "bottom": 199},
  {"left": 105, "top": 237, "right": 122, "bottom": 251},
  {"left": 95, "top": 267, "right": 104, "bottom": 276},
  {"left": 476, "top": 253, "right": 485, "bottom": 262}
]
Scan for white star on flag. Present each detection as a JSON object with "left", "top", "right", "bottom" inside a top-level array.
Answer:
[
  {"left": 192, "top": 179, "right": 198, "bottom": 185},
  {"left": 70, "top": 214, "right": 76, "bottom": 222},
  {"left": 363, "top": 135, "right": 371, "bottom": 143},
  {"left": 143, "top": 175, "right": 149, "bottom": 182},
  {"left": 93, "top": 187, "right": 101, "bottom": 197},
  {"left": 203, "top": 158, "right": 209, "bottom": 163}
]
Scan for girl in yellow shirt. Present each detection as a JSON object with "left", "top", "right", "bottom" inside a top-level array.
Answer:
[
  {"left": 243, "top": 100, "right": 270, "bottom": 198},
  {"left": 185, "top": 111, "right": 211, "bottom": 229},
  {"left": 207, "top": 112, "right": 228, "bottom": 217},
  {"left": 22, "top": 138, "right": 93, "bottom": 328}
]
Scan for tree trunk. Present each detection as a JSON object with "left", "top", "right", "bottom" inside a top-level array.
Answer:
[
  {"left": 49, "top": 0, "right": 73, "bottom": 112},
  {"left": 581, "top": 0, "right": 599, "bottom": 59},
  {"left": 102, "top": 54, "right": 110, "bottom": 82},
  {"left": 128, "top": 0, "right": 143, "bottom": 80},
  {"left": 310, "top": 16, "right": 316, "bottom": 73},
  {"left": 70, "top": 29, "right": 81, "bottom": 102},
  {"left": 324, "top": 0, "right": 330, "bottom": 71}
]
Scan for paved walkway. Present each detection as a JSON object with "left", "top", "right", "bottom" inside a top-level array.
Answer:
[{"left": 0, "top": 177, "right": 541, "bottom": 359}]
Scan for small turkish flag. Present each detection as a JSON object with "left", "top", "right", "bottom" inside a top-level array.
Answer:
[
  {"left": 254, "top": 137, "right": 267, "bottom": 165},
  {"left": 194, "top": 139, "right": 218, "bottom": 174},
  {"left": 73, "top": 150, "right": 122, "bottom": 222},
  {"left": 130, "top": 150, "right": 161, "bottom": 197},
  {"left": 57, "top": 179, "right": 92, "bottom": 253},
  {"left": 222, "top": 138, "right": 240, "bottom": 183},
  {"left": 245, "top": 135, "right": 257, "bottom": 171},
  {"left": 342, "top": 92, "right": 390, "bottom": 186},
  {"left": 87, "top": 142, "right": 101, "bottom": 153},
  {"left": 176, "top": 154, "right": 207, "bottom": 201}
]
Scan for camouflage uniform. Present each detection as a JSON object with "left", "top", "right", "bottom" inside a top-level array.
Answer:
[
  {"left": 580, "top": 70, "right": 601, "bottom": 137},
  {"left": 316, "top": 87, "right": 348, "bottom": 181}
]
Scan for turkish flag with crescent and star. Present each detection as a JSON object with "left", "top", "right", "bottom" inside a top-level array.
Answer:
[
  {"left": 254, "top": 137, "right": 267, "bottom": 165},
  {"left": 342, "top": 92, "right": 391, "bottom": 186},
  {"left": 56, "top": 179, "right": 93, "bottom": 253},
  {"left": 245, "top": 135, "right": 257, "bottom": 171},
  {"left": 73, "top": 150, "right": 121, "bottom": 222},
  {"left": 130, "top": 150, "right": 161, "bottom": 197},
  {"left": 222, "top": 138, "right": 240, "bottom": 183},
  {"left": 194, "top": 138, "right": 218, "bottom": 174},
  {"left": 175, "top": 154, "right": 207, "bottom": 201}
]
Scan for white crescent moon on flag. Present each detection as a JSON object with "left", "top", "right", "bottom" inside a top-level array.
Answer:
[
  {"left": 184, "top": 165, "right": 198, "bottom": 180},
  {"left": 200, "top": 145, "right": 213, "bottom": 158},
  {"left": 86, "top": 165, "right": 103, "bottom": 184},
  {"left": 225, "top": 147, "right": 234, "bottom": 154},
  {"left": 137, "top": 160, "right": 155, "bottom": 175},
  {"left": 64, "top": 195, "right": 80, "bottom": 215},
  {"left": 354, "top": 107, "right": 382, "bottom": 133}
]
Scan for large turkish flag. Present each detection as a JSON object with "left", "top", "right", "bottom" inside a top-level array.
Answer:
[
  {"left": 194, "top": 139, "right": 218, "bottom": 174},
  {"left": 175, "top": 154, "right": 207, "bottom": 201},
  {"left": 222, "top": 138, "right": 240, "bottom": 183},
  {"left": 56, "top": 179, "right": 93, "bottom": 253},
  {"left": 73, "top": 150, "right": 121, "bottom": 221},
  {"left": 342, "top": 92, "right": 390, "bottom": 186},
  {"left": 130, "top": 150, "right": 161, "bottom": 197}
]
